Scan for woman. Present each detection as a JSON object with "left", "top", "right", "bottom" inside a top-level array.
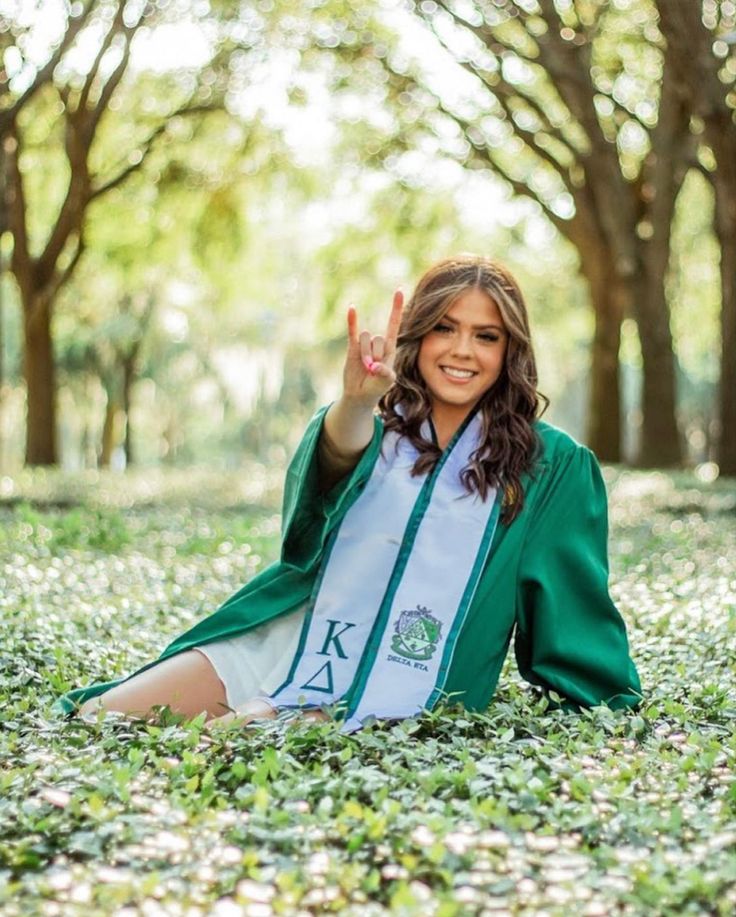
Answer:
[{"left": 57, "top": 254, "right": 642, "bottom": 731}]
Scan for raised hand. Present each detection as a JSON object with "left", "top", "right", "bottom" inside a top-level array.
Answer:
[
  {"left": 342, "top": 288, "right": 404, "bottom": 404},
  {"left": 319, "top": 289, "right": 404, "bottom": 484}
]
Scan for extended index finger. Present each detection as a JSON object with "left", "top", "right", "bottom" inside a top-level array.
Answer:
[
  {"left": 346, "top": 304, "right": 359, "bottom": 349},
  {"left": 384, "top": 289, "right": 404, "bottom": 351}
]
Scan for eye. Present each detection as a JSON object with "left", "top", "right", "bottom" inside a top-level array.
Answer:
[
  {"left": 433, "top": 322, "right": 453, "bottom": 334},
  {"left": 478, "top": 332, "right": 500, "bottom": 343}
]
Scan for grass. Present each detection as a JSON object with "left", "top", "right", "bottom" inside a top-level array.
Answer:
[{"left": 0, "top": 465, "right": 735, "bottom": 915}]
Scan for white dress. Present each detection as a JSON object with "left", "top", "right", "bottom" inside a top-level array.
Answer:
[{"left": 193, "top": 605, "right": 305, "bottom": 712}]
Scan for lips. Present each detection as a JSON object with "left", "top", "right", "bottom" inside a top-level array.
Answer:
[{"left": 440, "top": 365, "right": 477, "bottom": 381}]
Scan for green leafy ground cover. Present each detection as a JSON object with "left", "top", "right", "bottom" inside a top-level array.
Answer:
[{"left": 0, "top": 467, "right": 734, "bottom": 916}]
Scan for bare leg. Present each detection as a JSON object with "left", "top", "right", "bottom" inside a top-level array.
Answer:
[{"left": 77, "top": 650, "right": 229, "bottom": 722}]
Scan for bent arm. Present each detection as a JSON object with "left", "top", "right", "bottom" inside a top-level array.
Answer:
[
  {"left": 514, "top": 445, "right": 643, "bottom": 712},
  {"left": 318, "top": 396, "right": 377, "bottom": 491}
]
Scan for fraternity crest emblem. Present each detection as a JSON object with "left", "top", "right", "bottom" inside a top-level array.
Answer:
[{"left": 391, "top": 605, "right": 443, "bottom": 661}]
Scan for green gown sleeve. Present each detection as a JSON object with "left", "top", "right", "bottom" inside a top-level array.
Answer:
[
  {"left": 514, "top": 444, "right": 643, "bottom": 712},
  {"left": 280, "top": 404, "right": 384, "bottom": 572}
]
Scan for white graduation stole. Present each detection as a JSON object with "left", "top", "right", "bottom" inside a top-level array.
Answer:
[{"left": 268, "top": 410, "right": 501, "bottom": 732}]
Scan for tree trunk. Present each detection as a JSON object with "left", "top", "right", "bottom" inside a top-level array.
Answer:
[
  {"left": 582, "top": 260, "right": 624, "bottom": 462},
  {"left": 579, "top": 234, "right": 681, "bottom": 466},
  {"left": 633, "top": 279, "right": 681, "bottom": 466},
  {"left": 0, "top": 261, "right": 4, "bottom": 471},
  {"left": 565, "top": 158, "right": 683, "bottom": 466},
  {"left": 714, "top": 166, "right": 736, "bottom": 476},
  {"left": 634, "top": 234, "right": 683, "bottom": 467},
  {"left": 122, "top": 353, "right": 135, "bottom": 467},
  {"left": 99, "top": 391, "right": 117, "bottom": 468},
  {"left": 23, "top": 297, "right": 57, "bottom": 465},
  {"left": 0, "top": 146, "right": 5, "bottom": 470},
  {"left": 656, "top": 1, "right": 736, "bottom": 474}
]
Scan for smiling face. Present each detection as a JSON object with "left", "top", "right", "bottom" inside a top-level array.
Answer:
[{"left": 417, "top": 287, "right": 508, "bottom": 439}]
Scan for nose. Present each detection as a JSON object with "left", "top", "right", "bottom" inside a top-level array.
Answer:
[{"left": 450, "top": 332, "right": 473, "bottom": 359}]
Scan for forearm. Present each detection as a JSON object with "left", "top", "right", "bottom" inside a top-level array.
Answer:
[{"left": 318, "top": 396, "right": 377, "bottom": 490}]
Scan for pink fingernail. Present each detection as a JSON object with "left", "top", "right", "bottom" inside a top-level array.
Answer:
[{"left": 363, "top": 357, "right": 377, "bottom": 372}]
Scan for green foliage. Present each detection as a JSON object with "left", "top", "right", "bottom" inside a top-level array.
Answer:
[
  {"left": 1, "top": 468, "right": 735, "bottom": 914},
  {"left": 10, "top": 501, "right": 131, "bottom": 552}
]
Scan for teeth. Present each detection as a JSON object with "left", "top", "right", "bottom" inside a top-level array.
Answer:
[{"left": 442, "top": 366, "right": 475, "bottom": 379}]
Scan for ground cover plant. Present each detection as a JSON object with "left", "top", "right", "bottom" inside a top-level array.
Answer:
[{"left": 0, "top": 466, "right": 734, "bottom": 915}]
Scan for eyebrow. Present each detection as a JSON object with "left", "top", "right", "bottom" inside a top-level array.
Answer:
[{"left": 441, "top": 315, "right": 506, "bottom": 332}]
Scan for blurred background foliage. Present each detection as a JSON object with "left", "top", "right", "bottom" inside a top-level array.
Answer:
[{"left": 0, "top": 0, "right": 732, "bottom": 478}]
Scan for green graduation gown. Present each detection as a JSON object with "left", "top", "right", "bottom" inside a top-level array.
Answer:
[{"left": 54, "top": 405, "right": 643, "bottom": 717}]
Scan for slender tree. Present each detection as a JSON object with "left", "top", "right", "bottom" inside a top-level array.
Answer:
[
  {"left": 657, "top": 1, "right": 736, "bottom": 475},
  {"left": 1, "top": 2, "right": 95, "bottom": 464}
]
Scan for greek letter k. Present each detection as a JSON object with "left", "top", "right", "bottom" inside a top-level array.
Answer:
[{"left": 317, "top": 619, "right": 356, "bottom": 659}]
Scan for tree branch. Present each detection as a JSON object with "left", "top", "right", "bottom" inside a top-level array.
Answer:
[
  {"left": 90, "top": 103, "right": 219, "bottom": 200},
  {"left": 4, "top": 127, "right": 30, "bottom": 282},
  {"left": 494, "top": 79, "right": 583, "bottom": 158},
  {"left": 490, "top": 82, "right": 577, "bottom": 193},
  {"left": 86, "top": 16, "right": 143, "bottom": 140},
  {"left": 415, "top": 9, "right": 578, "bottom": 191},
  {"left": 48, "top": 231, "right": 86, "bottom": 304},
  {"left": 533, "top": 0, "right": 605, "bottom": 151},
  {"left": 0, "top": 2, "right": 95, "bottom": 136},
  {"left": 37, "top": 6, "right": 149, "bottom": 285},
  {"left": 593, "top": 86, "right": 656, "bottom": 136},
  {"left": 425, "top": 2, "right": 584, "bottom": 158},
  {"left": 470, "top": 143, "right": 575, "bottom": 238},
  {"left": 642, "top": 45, "right": 697, "bottom": 248},
  {"left": 37, "top": 109, "right": 90, "bottom": 287},
  {"left": 434, "top": 0, "right": 539, "bottom": 65},
  {"left": 78, "top": 0, "right": 126, "bottom": 114},
  {"left": 433, "top": 93, "right": 573, "bottom": 235}
]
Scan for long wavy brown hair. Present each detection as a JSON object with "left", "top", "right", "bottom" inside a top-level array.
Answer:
[{"left": 379, "top": 254, "right": 548, "bottom": 524}]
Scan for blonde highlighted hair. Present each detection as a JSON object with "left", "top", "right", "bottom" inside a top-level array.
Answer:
[{"left": 379, "top": 254, "right": 547, "bottom": 523}]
